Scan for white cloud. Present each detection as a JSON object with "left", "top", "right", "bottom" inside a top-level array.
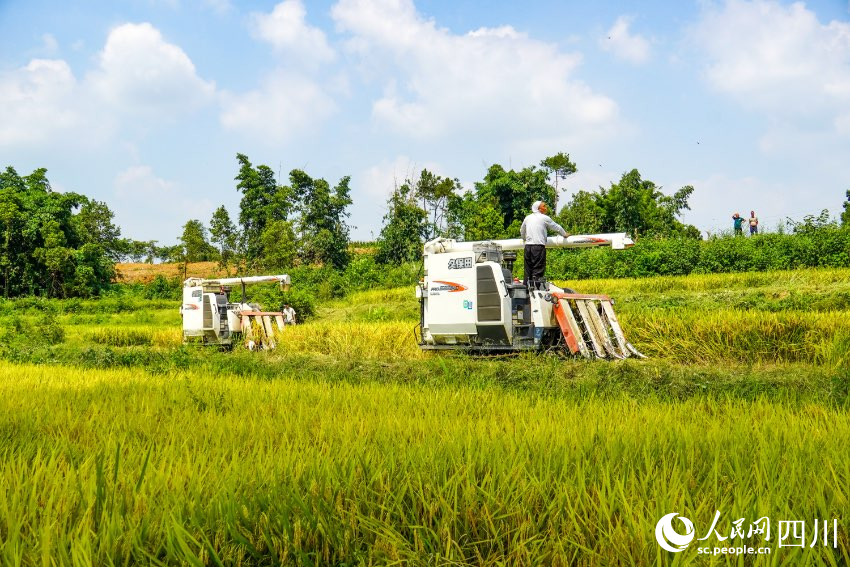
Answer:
[
  {"left": 251, "top": 0, "right": 335, "bottom": 66},
  {"left": 0, "top": 59, "right": 83, "bottom": 146},
  {"left": 358, "top": 155, "right": 442, "bottom": 199},
  {"left": 89, "top": 23, "right": 215, "bottom": 118},
  {"left": 219, "top": 71, "right": 336, "bottom": 141},
  {"left": 0, "top": 22, "right": 216, "bottom": 149},
  {"left": 599, "top": 16, "right": 651, "bottom": 64},
  {"left": 222, "top": 2, "right": 338, "bottom": 141},
  {"left": 689, "top": 0, "right": 850, "bottom": 196},
  {"left": 115, "top": 165, "right": 175, "bottom": 197},
  {"left": 692, "top": 0, "right": 850, "bottom": 118},
  {"left": 331, "top": 0, "right": 619, "bottom": 145},
  {"left": 113, "top": 165, "right": 214, "bottom": 241}
]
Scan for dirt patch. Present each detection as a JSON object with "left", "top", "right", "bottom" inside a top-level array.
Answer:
[{"left": 114, "top": 262, "right": 230, "bottom": 284}]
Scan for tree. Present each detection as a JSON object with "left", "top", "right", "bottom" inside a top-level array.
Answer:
[
  {"left": 557, "top": 169, "right": 699, "bottom": 238},
  {"left": 841, "top": 190, "right": 850, "bottom": 227},
  {"left": 74, "top": 198, "right": 122, "bottom": 260},
  {"left": 413, "top": 169, "right": 459, "bottom": 240},
  {"left": 540, "top": 152, "right": 577, "bottom": 206},
  {"left": 290, "top": 170, "right": 353, "bottom": 269},
  {"left": 179, "top": 219, "right": 217, "bottom": 264},
  {"left": 120, "top": 239, "right": 158, "bottom": 263},
  {"left": 556, "top": 190, "right": 606, "bottom": 234},
  {"left": 376, "top": 182, "right": 428, "bottom": 264},
  {"left": 787, "top": 209, "right": 836, "bottom": 235},
  {"left": 209, "top": 205, "right": 239, "bottom": 267},
  {"left": 0, "top": 165, "right": 114, "bottom": 297},
  {"left": 259, "top": 219, "right": 297, "bottom": 271},
  {"left": 235, "top": 154, "right": 292, "bottom": 262},
  {"left": 444, "top": 191, "right": 508, "bottom": 242},
  {"left": 475, "top": 164, "right": 555, "bottom": 234}
]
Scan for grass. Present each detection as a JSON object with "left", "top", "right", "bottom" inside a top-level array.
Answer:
[
  {"left": 2, "top": 266, "right": 850, "bottom": 564},
  {"left": 1, "top": 362, "right": 848, "bottom": 565}
]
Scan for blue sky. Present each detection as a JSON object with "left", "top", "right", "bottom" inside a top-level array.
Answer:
[{"left": 1, "top": 0, "right": 849, "bottom": 244}]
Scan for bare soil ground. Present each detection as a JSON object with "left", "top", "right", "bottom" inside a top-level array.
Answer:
[{"left": 114, "top": 262, "right": 229, "bottom": 284}]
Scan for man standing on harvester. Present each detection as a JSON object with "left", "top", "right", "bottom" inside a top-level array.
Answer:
[{"left": 520, "top": 200, "right": 569, "bottom": 290}]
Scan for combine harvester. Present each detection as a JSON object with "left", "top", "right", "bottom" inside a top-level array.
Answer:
[
  {"left": 181, "top": 274, "right": 291, "bottom": 349},
  {"left": 416, "top": 235, "right": 645, "bottom": 359}
]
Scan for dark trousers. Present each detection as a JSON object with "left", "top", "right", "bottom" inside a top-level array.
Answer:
[{"left": 524, "top": 245, "right": 546, "bottom": 289}]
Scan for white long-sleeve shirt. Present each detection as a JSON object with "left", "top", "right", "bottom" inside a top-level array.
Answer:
[{"left": 520, "top": 211, "right": 567, "bottom": 245}]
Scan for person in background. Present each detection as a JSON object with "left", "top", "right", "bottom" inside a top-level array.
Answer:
[
  {"left": 732, "top": 213, "right": 745, "bottom": 236},
  {"left": 520, "top": 200, "right": 569, "bottom": 290},
  {"left": 749, "top": 210, "right": 759, "bottom": 235},
  {"left": 282, "top": 303, "right": 296, "bottom": 325}
]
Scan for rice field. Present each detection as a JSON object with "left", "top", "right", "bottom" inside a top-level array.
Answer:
[{"left": 2, "top": 267, "right": 850, "bottom": 565}]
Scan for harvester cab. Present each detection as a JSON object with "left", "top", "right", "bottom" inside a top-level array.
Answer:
[
  {"left": 181, "top": 274, "right": 291, "bottom": 349},
  {"left": 415, "top": 235, "right": 645, "bottom": 359}
]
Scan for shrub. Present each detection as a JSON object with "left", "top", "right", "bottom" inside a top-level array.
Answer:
[
  {"left": 37, "top": 312, "right": 65, "bottom": 345},
  {"left": 144, "top": 275, "right": 181, "bottom": 300},
  {"left": 547, "top": 228, "right": 850, "bottom": 280}
]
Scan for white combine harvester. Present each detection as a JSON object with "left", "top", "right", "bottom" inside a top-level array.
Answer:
[
  {"left": 181, "top": 274, "right": 291, "bottom": 349},
  {"left": 416, "top": 235, "right": 645, "bottom": 359}
]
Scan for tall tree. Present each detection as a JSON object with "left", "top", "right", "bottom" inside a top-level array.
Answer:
[
  {"left": 376, "top": 182, "right": 428, "bottom": 264},
  {"left": 841, "top": 189, "right": 850, "bottom": 227},
  {"left": 540, "top": 152, "right": 577, "bottom": 207},
  {"left": 455, "top": 194, "right": 508, "bottom": 241},
  {"left": 557, "top": 169, "right": 699, "bottom": 238},
  {"left": 179, "top": 219, "right": 217, "bottom": 264},
  {"left": 475, "top": 164, "right": 555, "bottom": 236},
  {"left": 413, "top": 169, "right": 459, "bottom": 240},
  {"left": 291, "top": 170, "right": 353, "bottom": 269},
  {"left": 74, "top": 198, "right": 122, "bottom": 260},
  {"left": 259, "top": 219, "right": 297, "bottom": 271},
  {"left": 0, "top": 166, "right": 114, "bottom": 297},
  {"left": 234, "top": 153, "right": 292, "bottom": 262},
  {"left": 209, "top": 205, "right": 239, "bottom": 267},
  {"left": 556, "top": 190, "right": 606, "bottom": 234}
]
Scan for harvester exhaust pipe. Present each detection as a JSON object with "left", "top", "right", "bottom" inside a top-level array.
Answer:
[{"left": 549, "top": 292, "right": 645, "bottom": 360}]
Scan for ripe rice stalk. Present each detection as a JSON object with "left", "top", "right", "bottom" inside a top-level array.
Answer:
[{"left": 0, "top": 362, "right": 847, "bottom": 563}]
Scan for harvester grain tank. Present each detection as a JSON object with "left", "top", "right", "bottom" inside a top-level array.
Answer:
[
  {"left": 181, "top": 274, "right": 291, "bottom": 349},
  {"left": 415, "top": 235, "right": 644, "bottom": 359}
]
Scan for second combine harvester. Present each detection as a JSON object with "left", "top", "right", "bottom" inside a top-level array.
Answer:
[{"left": 416, "top": 234, "right": 644, "bottom": 359}]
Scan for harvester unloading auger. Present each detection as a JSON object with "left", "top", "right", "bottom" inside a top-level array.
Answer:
[{"left": 415, "top": 235, "right": 645, "bottom": 359}]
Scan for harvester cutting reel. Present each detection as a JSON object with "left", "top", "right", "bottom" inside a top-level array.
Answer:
[{"left": 547, "top": 291, "right": 645, "bottom": 360}]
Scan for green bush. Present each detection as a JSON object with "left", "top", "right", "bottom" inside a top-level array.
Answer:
[
  {"left": 37, "top": 312, "right": 65, "bottom": 345},
  {"left": 144, "top": 275, "right": 181, "bottom": 300},
  {"left": 546, "top": 228, "right": 850, "bottom": 280}
]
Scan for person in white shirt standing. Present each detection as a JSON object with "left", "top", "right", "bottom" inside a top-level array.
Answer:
[
  {"left": 520, "top": 200, "right": 569, "bottom": 290},
  {"left": 282, "top": 304, "right": 297, "bottom": 325}
]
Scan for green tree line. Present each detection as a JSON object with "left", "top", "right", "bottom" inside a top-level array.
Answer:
[
  {"left": 0, "top": 167, "right": 117, "bottom": 298},
  {"left": 6, "top": 151, "right": 848, "bottom": 298},
  {"left": 375, "top": 153, "right": 700, "bottom": 263}
]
